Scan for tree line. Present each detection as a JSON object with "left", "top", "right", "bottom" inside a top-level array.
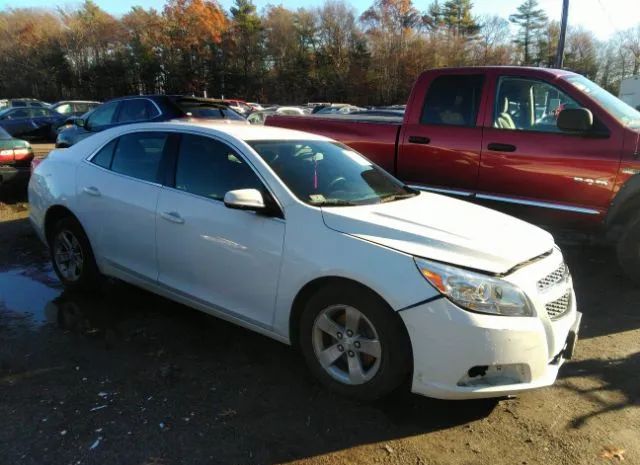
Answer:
[{"left": 0, "top": 0, "right": 639, "bottom": 105}]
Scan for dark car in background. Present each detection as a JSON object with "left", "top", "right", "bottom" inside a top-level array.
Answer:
[
  {"left": 50, "top": 100, "right": 101, "bottom": 117},
  {"left": 0, "top": 107, "right": 66, "bottom": 141},
  {"left": 0, "top": 126, "right": 33, "bottom": 187},
  {"left": 56, "top": 95, "right": 245, "bottom": 148}
]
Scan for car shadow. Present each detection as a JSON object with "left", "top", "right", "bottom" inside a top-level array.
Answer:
[
  {"left": 2, "top": 281, "right": 498, "bottom": 464},
  {"left": 559, "top": 351, "right": 640, "bottom": 429}
]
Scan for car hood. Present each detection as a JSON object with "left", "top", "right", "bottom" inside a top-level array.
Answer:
[{"left": 321, "top": 192, "right": 555, "bottom": 275}]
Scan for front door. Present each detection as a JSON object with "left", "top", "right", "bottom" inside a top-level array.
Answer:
[
  {"left": 477, "top": 74, "right": 621, "bottom": 228},
  {"left": 75, "top": 131, "right": 170, "bottom": 280},
  {"left": 156, "top": 133, "right": 285, "bottom": 327},
  {"left": 397, "top": 73, "right": 487, "bottom": 195}
]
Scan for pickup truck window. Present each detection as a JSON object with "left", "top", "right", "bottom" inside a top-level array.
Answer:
[
  {"left": 249, "top": 140, "right": 417, "bottom": 207},
  {"left": 494, "top": 77, "right": 579, "bottom": 133},
  {"left": 421, "top": 75, "right": 484, "bottom": 127},
  {"left": 565, "top": 75, "right": 640, "bottom": 128}
]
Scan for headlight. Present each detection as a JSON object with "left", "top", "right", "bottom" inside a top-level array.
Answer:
[{"left": 414, "top": 258, "right": 534, "bottom": 317}]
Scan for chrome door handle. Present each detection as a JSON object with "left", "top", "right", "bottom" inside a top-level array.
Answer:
[
  {"left": 160, "top": 211, "right": 184, "bottom": 224},
  {"left": 83, "top": 186, "right": 101, "bottom": 196}
]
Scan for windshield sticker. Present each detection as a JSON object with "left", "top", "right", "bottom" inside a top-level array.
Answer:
[
  {"left": 342, "top": 150, "right": 372, "bottom": 166},
  {"left": 309, "top": 194, "right": 325, "bottom": 203}
]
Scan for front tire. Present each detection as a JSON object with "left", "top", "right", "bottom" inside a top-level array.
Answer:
[
  {"left": 299, "top": 283, "right": 411, "bottom": 400},
  {"left": 50, "top": 217, "right": 101, "bottom": 291}
]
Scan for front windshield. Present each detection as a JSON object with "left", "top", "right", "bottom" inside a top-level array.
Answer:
[
  {"left": 565, "top": 75, "right": 640, "bottom": 128},
  {"left": 249, "top": 140, "right": 417, "bottom": 206}
]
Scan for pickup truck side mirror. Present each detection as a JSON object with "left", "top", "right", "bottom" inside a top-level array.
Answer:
[{"left": 557, "top": 108, "right": 593, "bottom": 132}]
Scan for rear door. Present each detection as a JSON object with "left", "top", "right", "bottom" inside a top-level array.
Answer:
[
  {"left": 397, "top": 71, "right": 488, "bottom": 195},
  {"left": 76, "top": 131, "right": 172, "bottom": 281},
  {"left": 477, "top": 71, "right": 622, "bottom": 228}
]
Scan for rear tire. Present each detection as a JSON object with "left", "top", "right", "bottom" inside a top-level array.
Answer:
[
  {"left": 298, "top": 283, "right": 411, "bottom": 400},
  {"left": 49, "top": 216, "right": 101, "bottom": 292},
  {"left": 617, "top": 213, "right": 640, "bottom": 285}
]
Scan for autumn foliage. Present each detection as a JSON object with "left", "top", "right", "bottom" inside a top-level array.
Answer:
[{"left": 0, "top": 0, "right": 638, "bottom": 105}]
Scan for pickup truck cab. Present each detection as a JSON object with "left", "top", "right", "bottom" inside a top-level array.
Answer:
[{"left": 266, "top": 67, "right": 640, "bottom": 282}]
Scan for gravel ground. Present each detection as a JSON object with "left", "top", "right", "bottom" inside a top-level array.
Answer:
[{"left": 0, "top": 190, "right": 638, "bottom": 465}]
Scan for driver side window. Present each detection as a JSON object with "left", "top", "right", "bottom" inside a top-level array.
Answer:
[
  {"left": 87, "top": 101, "right": 119, "bottom": 129},
  {"left": 494, "top": 77, "right": 579, "bottom": 133},
  {"left": 174, "top": 134, "right": 264, "bottom": 201}
]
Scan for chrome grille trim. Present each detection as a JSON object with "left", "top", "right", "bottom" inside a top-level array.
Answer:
[
  {"left": 537, "top": 262, "right": 569, "bottom": 292},
  {"left": 545, "top": 291, "right": 571, "bottom": 320}
]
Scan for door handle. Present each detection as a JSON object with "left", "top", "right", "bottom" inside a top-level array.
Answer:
[
  {"left": 83, "top": 186, "right": 101, "bottom": 197},
  {"left": 487, "top": 143, "right": 517, "bottom": 152},
  {"left": 408, "top": 135, "right": 431, "bottom": 144},
  {"left": 160, "top": 211, "right": 185, "bottom": 224}
]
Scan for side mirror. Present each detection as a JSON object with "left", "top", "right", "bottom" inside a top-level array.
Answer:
[
  {"left": 224, "top": 189, "right": 266, "bottom": 212},
  {"left": 75, "top": 118, "right": 86, "bottom": 128},
  {"left": 557, "top": 108, "right": 593, "bottom": 132}
]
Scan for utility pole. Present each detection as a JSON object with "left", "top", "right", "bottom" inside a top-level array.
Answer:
[{"left": 555, "top": 0, "right": 569, "bottom": 68}]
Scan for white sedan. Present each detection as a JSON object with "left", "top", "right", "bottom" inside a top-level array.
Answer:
[{"left": 29, "top": 121, "right": 581, "bottom": 400}]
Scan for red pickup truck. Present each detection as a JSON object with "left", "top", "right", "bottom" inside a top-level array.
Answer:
[{"left": 266, "top": 66, "right": 640, "bottom": 282}]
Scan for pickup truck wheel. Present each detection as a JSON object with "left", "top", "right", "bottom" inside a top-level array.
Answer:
[
  {"left": 617, "top": 213, "right": 640, "bottom": 285},
  {"left": 299, "top": 284, "right": 411, "bottom": 400},
  {"left": 50, "top": 217, "right": 101, "bottom": 292}
]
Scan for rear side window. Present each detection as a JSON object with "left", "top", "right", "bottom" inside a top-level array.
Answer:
[
  {"left": 9, "top": 109, "right": 29, "bottom": 119},
  {"left": 110, "top": 132, "right": 168, "bottom": 183},
  {"left": 174, "top": 134, "right": 263, "bottom": 200},
  {"left": 421, "top": 75, "right": 484, "bottom": 127},
  {"left": 91, "top": 139, "right": 117, "bottom": 169}
]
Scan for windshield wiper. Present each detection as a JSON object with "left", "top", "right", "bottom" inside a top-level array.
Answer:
[
  {"left": 378, "top": 192, "right": 419, "bottom": 203},
  {"left": 311, "top": 199, "right": 358, "bottom": 207}
]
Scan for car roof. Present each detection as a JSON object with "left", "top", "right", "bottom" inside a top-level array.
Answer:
[{"left": 129, "top": 120, "right": 330, "bottom": 142}]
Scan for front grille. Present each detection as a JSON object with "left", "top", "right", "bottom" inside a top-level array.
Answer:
[
  {"left": 537, "top": 262, "right": 568, "bottom": 292},
  {"left": 545, "top": 291, "right": 571, "bottom": 320}
]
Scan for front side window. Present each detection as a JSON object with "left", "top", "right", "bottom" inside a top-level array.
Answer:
[
  {"left": 55, "top": 104, "right": 72, "bottom": 115},
  {"left": 421, "top": 75, "right": 484, "bottom": 127},
  {"left": 110, "top": 132, "right": 168, "bottom": 183},
  {"left": 494, "top": 77, "right": 580, "bottom": 133},
  {"left": 249, "top": 140, "right": 417, "bottom": 206},
  {"left": 174, "top": 134, "right": 263, "bottom": 200},
  {"left": 87, "top": 102, "right": 118, "bottom": 128},
  {"left": 117, "top": 99, "right": 158, "bottom": 123}
]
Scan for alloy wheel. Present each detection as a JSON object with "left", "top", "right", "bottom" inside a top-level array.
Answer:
[
  {"left": 311, "top": 304, "right": 382, "bottom": 385},
  {"left": 53, "top": 230, "right": 84, "bottom": 282}
]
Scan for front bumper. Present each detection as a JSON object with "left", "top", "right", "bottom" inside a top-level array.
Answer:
[
  {"left": 401, "top": 297, "right": 581, "bottom": 399},
  {"left": 401, "top": 248, "right": 581, "bottom": 400},
  {"left": 0, "top": 165, "right": 30, "bottom": 185}
]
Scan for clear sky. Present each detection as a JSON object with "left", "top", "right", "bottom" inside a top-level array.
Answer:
[{"left": 2, "top": 0, "right": 638, "bottom": 39}]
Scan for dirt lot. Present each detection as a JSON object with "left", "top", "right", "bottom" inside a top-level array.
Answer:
[{"left": 0, "top": 187, "right": 638, "bottom": 465}]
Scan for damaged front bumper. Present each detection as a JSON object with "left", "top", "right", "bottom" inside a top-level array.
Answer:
[{"left": 400, "top": 296, "right": 581, "bottom": 400}]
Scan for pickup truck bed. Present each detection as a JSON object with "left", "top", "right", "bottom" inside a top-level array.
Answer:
[{"left": 272, "top": 114, "right": 402, "bottom": 174}]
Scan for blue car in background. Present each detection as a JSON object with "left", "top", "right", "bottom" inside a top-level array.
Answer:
[{"left": 0, "top": 106, "right": 66, "bottom": 141}]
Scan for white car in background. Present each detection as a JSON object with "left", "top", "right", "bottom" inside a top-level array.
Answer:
[{"left": 28, "top": 121, "right": 581, "bottom": 400}]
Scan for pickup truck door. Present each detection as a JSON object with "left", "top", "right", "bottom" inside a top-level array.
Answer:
[
  {"left": 477, "top": 71, "right": 622, "bottom": 229},
  {"left": 397, "top": 72, "right": 488, "bottom": 195}
]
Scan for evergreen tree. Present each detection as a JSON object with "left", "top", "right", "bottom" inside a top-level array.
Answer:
[
  {"left": 510, "top": 0, "right": 548, "bottom": 65},
  {"left": 442, "top": 0, "right": 479, "bottom": 38}
]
